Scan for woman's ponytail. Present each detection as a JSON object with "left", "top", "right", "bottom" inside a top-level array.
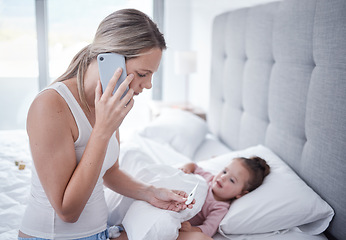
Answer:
[{"left": 53, "top": 44, "right": 92, "bottom": 110}]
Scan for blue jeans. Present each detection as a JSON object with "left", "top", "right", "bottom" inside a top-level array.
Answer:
[{"left": 18, "top": 229, "right": 108, "bottom": 240}]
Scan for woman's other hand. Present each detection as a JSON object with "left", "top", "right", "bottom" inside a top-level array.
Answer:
[{"left": 148, "top": 187, "right": 195, "bottom": 212}]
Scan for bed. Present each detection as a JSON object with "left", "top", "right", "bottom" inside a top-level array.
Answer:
[
  {"left": 1, "top": 0, "right": 345, "bottom": 239},
  {"left": 107, "top": 0, "right": 345, "bottom": 239},
  {"left": 0, "top": 130, "right": 32, "bottom": 239}
]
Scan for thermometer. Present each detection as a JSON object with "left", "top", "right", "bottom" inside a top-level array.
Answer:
[{"left": 185, "top": 182, "right": 199, "bottom": 205}]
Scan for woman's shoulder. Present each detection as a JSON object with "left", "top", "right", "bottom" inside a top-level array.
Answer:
[
  {"left": 27, "top": 86, "right": 73, "bottom": 131},
  {"left": 30, "top": 87, "right": 67, "bottom": 115}
]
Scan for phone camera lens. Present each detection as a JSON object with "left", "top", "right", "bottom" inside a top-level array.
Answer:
[{"left": 100, "top": 57, "right": 104, "bottom": 61}]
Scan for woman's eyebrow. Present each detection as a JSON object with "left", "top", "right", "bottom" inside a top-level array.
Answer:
[{"left": 139, "top": 69, "right": 153, "bottom": 73}]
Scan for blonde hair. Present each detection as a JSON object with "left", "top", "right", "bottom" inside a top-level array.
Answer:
[{"left": 53, "top": 9, "right": 166, "bottom": 110}]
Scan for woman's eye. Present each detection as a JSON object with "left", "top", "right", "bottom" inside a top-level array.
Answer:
[
  {"left": 230, "top": 179, "right": 235, "bottom": 183},
  {"left": 137, "top": 72, "right": 147, "bottom": 77}
]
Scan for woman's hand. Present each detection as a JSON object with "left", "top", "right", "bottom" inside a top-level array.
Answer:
[
  {"left": 94, "top": 68, "right": 134, "bottom": 138},
  {"left": 148, "top": 187, "right": 195, "bottom": 212}
]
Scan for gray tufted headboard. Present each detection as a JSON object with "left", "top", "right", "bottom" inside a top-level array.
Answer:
[{"left": 208, "top": 0, "right": 346, "bottom": 239}]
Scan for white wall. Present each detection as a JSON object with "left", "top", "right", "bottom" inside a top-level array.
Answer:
[
  {"left": 162, "top": 0, "right": 192, "bottom": 103},
  {"left": 162, "top": 0, "right": 280, "bottom": 111}
]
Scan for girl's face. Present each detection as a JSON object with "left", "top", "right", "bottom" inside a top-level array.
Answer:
[
  {"left": 126, "top": 48, "right": 162, "bottom": 96},
  {"left": 211, "top": 159, "right": 250, "bottom": 202}
]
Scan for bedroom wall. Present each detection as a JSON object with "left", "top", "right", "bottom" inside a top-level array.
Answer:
[{"left": 162, "top": 0, "right": 281, "bottom": 111}]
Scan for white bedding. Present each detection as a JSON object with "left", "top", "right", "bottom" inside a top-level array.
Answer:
[
  {"left": 107, "top": 131, "right": 331, "bottom": 240},
  {"left": 0, "top": 130, "right": 32, "bottom": 240},
  {"left": 0, "top": 127, "right": 329, "bottom": 240}
]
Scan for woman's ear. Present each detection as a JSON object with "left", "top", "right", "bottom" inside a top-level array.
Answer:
[{"left": 235, "top": 190, "right": 249, "bottom": 199}]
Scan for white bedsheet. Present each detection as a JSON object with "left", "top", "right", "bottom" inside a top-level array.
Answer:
[
  {"left": 0, "top": 130, "right": 328, "bottom": 240},
  {"left": 0, "top": 130, "right": 32, "bottom": 240}
]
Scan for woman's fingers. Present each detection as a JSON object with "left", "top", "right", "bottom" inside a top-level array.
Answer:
[
  {"left": 99, "top": 66, "right": 134, "bottom": 110},
  {"left": 102, "top": 68, "right": 134, "bottom": 108},
  {"left": 95, "top": 80, "right": 102, "bottom": 102},
  {"left": 117, "top": 74, "right": 134, "bottom": 104},
  {"left": 94, "top": 71, "right": 134, "bottom": 135},
  {"left": 172, "top": 190, "right": 195, "bottom": 209},
  {"left": 172, "top": 189, "right": 188, "bottom": 199},
  {"left": 121, "top": 89, "right": 135, "bottom": 114},
  {"left": 104, "top": 67, "right": 134, "bottom": 98},
  {"left": 103, "top": 67, "right": 123, "bottom": 97}
]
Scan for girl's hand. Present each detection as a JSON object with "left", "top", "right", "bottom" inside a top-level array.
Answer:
[
  {"left": 179, "top": 222, "right": 203, "bottom": 233},
  {"left": 179, "top": 221, "right": 192, "bottom": 232},
  {"left": 94, "top": 68, "right": 134, "bottom": 138},
  {"left": 179, "top": 162, "right": 197, "bottom": 174},
  {"left": 148, "top": 187, "right": 195, "bottom": 212}
]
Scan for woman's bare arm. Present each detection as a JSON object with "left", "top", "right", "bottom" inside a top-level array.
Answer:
[
  {"left": 28, "top": 69, "right": 134, "bottom": 222},
  {"left": 27, "top": 90, "right": 111, "bottom": 222}
]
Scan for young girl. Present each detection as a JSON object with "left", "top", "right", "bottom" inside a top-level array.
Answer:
[{"left": 178, "top": 156, "right": 270, "bottom": 239}]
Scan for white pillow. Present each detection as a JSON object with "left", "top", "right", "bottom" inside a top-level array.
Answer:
[
  {"left": 139, "top": 108, "right": 208, "bottom": 158},
  {"left": 122, "top": 164, "right": 208, "bottom": 240},
  {"left": 198, "top": 145, "right": 334, "bottom": 235},
  {"left": 193, "top": 133, "right": 232, "bottom": 162}
]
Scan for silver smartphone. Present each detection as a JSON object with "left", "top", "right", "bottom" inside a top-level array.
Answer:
[{"left": 97, "top": 53, "right": 129, "bottom": 98}]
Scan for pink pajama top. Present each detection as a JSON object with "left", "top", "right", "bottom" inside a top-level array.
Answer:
[{"left": 188, "top": 167, "right": 231, "bottom": 237}]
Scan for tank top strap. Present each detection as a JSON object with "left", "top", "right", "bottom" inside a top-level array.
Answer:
[{"left": 45, "top": 82, "right": 91, "bottom": 145}]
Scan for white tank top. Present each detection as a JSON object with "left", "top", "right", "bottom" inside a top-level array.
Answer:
[{"left": 20, "top": 82, "right": 119, "bottom": 239}]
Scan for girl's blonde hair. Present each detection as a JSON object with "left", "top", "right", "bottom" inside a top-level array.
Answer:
[{"left": 53, "top": 9, "right": 166, "bottom": 110}]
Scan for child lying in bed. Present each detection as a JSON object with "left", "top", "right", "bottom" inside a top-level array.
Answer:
[{"left": 177, "top": 156, "right": 270, "bottom": 239}]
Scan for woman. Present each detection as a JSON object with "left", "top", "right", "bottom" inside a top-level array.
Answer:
[{"left": 18, "top": 9, "right": 203, "bottom": 240}]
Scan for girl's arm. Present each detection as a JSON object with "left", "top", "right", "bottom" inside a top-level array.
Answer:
[
  {"left": 179, "top": 162, "right": 197, "bottom": 174},
  {"left": 192, "top": 207, "right": 228, "bottom": 237}
]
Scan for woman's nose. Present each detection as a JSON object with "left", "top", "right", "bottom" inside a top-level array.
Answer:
[{"left": 141, "top": 78, "right": 152, "bottom": 90}]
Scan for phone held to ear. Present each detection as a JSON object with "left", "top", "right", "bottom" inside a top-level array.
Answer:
[{"left": 97, "top": 53, "right": 129, "bottom": 98}]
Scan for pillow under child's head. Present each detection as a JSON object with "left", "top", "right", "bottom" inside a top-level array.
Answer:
[{"left": 198, "top": 145, "right": 334, "bottom": 235}]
